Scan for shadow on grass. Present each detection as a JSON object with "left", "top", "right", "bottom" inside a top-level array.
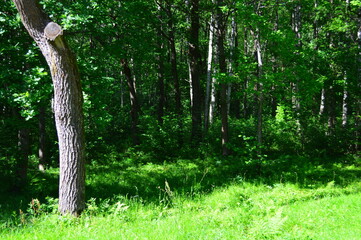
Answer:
[
  {"left": 86, "top": 155, "right": 361, "bottom": 202},
  {"left": 1, "top": 154, "right": 361, "bottom": 222},
  {"left": 0, "top": 168, "right": 59, "bottom": 223}
]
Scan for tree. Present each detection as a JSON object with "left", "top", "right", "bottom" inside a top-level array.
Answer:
[
  {"left": 12, "top": 0, "right": 86, "bottom": 216},
  {"left": 216, "top": 0, "right": 230, "bottom": 155},
  {"left": 188, "top": 0, "right": 203, "bottom": 144},
  {"left": 204, "top": 13, "right": 215, "bottom": 131},
  {"left": 121, "top": 58, "right": 141, "bottom": 146}
]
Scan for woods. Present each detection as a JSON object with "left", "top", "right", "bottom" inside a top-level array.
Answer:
[{"left": 1, "top": 0, "right": 361, "bottom": 226}]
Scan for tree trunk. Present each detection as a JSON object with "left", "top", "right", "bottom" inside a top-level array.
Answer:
[
  {"left": 216, "top": 0, "right": 230, "bottom": 156},
  {"left": 342, "top": 74, "right": 348, "bottom": 127},
  {"left": 204, "top": 15, "right": 214, "bottom": 131},
  {"left": 227, "top": 15, "right": 237, "bottom": 116},
  {"left": 356, "top": 9, "right": 361, "bottom": 152},
  {"left": 251, "top": 19, "right": 264, "bottom": 155},
  {"left": 157, "top": 45, "right": 165, "bottom": 124},
  {"left": 156, "top": 5, "right": 165, "bottom": 124},
  {"left": 291, "top": 2, "right": 302, "bottom": 122},
  {"left": 327, "top": 85, "right": 336, "bottom": 132},
  {"left": 120, "top": 76, "right": 125, "bottom": 108},
  {"left": 319, "top": 88, "right": 325, "bottom": 115},
  {"left": 188, "top": 61, "right": 193, "bottom": 107},
  {"left": 12, "top": 0, "right": 86, "bottom": 216},
  {"left": 17, "top": 125, "right": 29, "bottom": 189},
  {"left": 209, "top": 17, "right": 219, "bottom": 125},
  {"left": 243, "top": 27, "right": 250, "bottom": 119},
  {"left": 121, "top": 58, "right": 140, "bottom": 146},
  {"left": 255, "top": 34, "right": 263, "bottom": 151},
  {"left": 209, "top": 67, "right": 217, "bottom": 125},
  {"left": 188, "top": 0, "right": 202, "bottom": 144},
  {"left": 165, "top": 2, "right": 182, "bottom": 117},
  {"left": 38, "top": 106, "right": 47, "bottom": 171}
]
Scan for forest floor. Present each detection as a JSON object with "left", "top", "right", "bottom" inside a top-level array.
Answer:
[{"left": 1, "top": 154, "right": 361, "bottom": 239}]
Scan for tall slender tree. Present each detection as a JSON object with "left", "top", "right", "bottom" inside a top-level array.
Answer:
[
  {"left": 121, "top": 58, "right": 141, "bottom": 146},
  {"left": 205, "top": 14, "right": 215, "bottom": 131},
  {"left": 38, "top": 106, "right": 47, "bottom": 171},
  {"left": 216, "top": 0, "right": 230, "bottom": 155},
  {"left": 188, "top": 0, "right": 203, "bottom": 144}
]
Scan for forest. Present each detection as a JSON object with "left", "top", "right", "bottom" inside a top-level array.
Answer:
[{"left": 1, "top": 0, "right": 361, "bottom": 238}]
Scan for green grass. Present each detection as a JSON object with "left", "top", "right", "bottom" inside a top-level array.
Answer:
[
  {"left": 2, "top": 182, "right": 361, "bottom": 239},
  {"left": 1, "top": 155, "right": 361, "bottom": 239}
]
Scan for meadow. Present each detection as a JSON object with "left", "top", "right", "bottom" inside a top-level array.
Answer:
[{"left": 1, "top": 154, "right": 361, "bottom": 239}]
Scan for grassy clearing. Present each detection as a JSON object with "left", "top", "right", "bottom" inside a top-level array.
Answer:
[
  {"left": 2, "top": 182, "right": 361, "bottom": 239},
  {"left": 1, "top": 155, "right": 361, "bottom": 239}
]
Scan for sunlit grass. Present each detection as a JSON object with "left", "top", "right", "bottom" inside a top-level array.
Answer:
[
  {"left": 2, "top": 155, "right": 361, "bottom": 239},
  {"left": 2, "top": 181, "right": 361, "bottom": 239}
]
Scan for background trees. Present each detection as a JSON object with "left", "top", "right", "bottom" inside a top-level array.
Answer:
[{"left": 0, "top": 0, "right": 360, "bottom": 200}]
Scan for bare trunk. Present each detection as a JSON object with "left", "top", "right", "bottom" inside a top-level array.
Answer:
[
  {"left": 205, "top": 15, "right": 214, "bottom": 131},
  {"left": 38, "top": 106, "right": 47, "bottom": 171},
  {"left": 243, "top": 28, "right": 250, "bottom": 118},
  {"left": 165, "top": 2, "right": 182, "bottom": 117},
  {"left": 157, "top": 41, "right": 165, "bottom": 124},
  {"left": 356, "top": 12, "right": 361, "bottom": 152},
  {"left": 216, "top": 0, "right": 229, "bottom": 156},
  {"left": 188, "top": 0, "right": 202, "bottom": 143},
  {"left": 17, "top": 125, "right": 29, "bottom": 188},
  {"left": 209, "top": 68, "right": 217, "bottom": 125},
  {"left": 327, "top": 86, "right": 336, "bottom": 132},
  {"left": 227, "top": 84, "right": 232, "bottom": 115},
  {"left": 209, "top": 19, "right": 219, "bottom": 125},
  {"left": 121, "top": 58, "right": 140, "bottom": 146},
  {"left": 188, "top": 61, "right": 193, "bottom": 107},
  {"left": 292, "top": 3, "right": 302, "bottom": 122},
  {"left": 227, "top": 16, "right": 237, "bottom": 116},
  {"left": 292, "top": 4, "right": 302, "bottom": 47},
  {"left": 156, "top": 5, "right": 165, "bottom": 124},
  {"left": 342, "top": 75, "right": 348, "bottom": 127},
  {"left": 255, "top": 34, "right": 263, "bottom": 150},
  {"left": 120, "top": 77, "right": 124, "bottom": 108},
  {"left": 12, "top": 0, "right": 86, "bottom": 216},
  {"left": 319, "top": 88, "right": 325, "bottom": 115},
  {"left": 291, "top": 82, "right": 301, "bottom": 121}
]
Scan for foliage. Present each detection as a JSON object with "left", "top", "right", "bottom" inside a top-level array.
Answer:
[{"left": 1, "top": 0, "right": 361, "bottom": 234}]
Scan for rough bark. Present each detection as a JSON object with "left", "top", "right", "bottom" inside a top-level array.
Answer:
[{"left": 12, "top": 0, "right": 86, "bottom": 216}]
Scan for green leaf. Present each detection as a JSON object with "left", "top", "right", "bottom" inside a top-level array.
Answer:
[{"left": 350, "top": 0, "right": 361, "bottom": 7}]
